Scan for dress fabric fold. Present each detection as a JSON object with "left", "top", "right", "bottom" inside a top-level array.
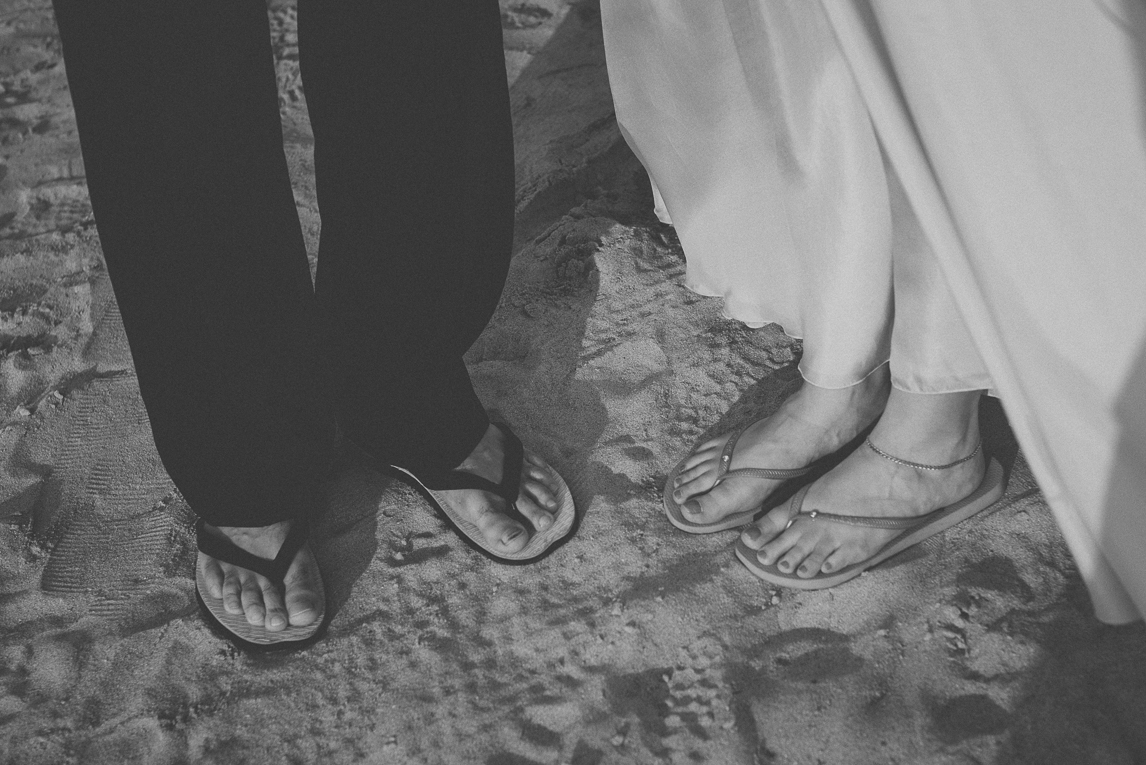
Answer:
[{"left": 602, "top": 0, "right": 989, "bottom": 393}]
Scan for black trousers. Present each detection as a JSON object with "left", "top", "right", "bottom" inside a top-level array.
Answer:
[{"left": 52, "top": 0, "right": 514, "bottom": 527}]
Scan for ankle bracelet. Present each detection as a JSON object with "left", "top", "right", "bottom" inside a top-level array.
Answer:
[{"left": 865, "top": 437, "right": 981, "bottom": 471}]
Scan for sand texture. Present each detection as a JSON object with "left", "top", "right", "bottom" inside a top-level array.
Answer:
[{"left": 2, "top": 1, "right": 1145, "bottom": 763}]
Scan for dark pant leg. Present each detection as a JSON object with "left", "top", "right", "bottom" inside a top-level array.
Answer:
[
  {"left": 52, "top": 0, "right": 336, "bottom": 526},
  {"left": 298, "top": 0, "right": 514, "bottom": 473}
]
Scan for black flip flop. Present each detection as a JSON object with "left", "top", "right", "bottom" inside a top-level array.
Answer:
[{"left": 391, "top": 423, "right": 576, "bottom": 563}]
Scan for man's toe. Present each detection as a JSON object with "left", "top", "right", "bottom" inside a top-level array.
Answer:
[
  {"left": 497, "top": 521, "right": 528, "bottom": 552},
  {"left": 260, "top": 579, "right": 288, "bottom": 630},
  {"left": 221, "top": 568, "right": 244, "bottom": 614},
  {"left": 201, "top": 555, "right": 225, "bottom": 599},
  {"left": 515, "top": 494, "right": 554, "bottom": 532},
  {"left": 521, "top": 471, "right": 559, "bottom": 514},
  {"left": 239, "top": 576, "right": 266, "bottom": 626},
  {"left": 287, "top": 597, "right": 320, "bottom": 627}
]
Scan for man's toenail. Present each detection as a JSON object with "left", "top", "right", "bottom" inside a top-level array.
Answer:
[
  {"left": 798, "top": 565, "right": 807, "bottom": 575},
  {"left": 779, "top": 561, "right": 790, "bottom": 571},
  {"left": 546, "top": 498, "right": 558, "bottom": 509},
  {"left": 683, "top": 500, "right": 701, "bottom": 515},
  {"left": 743, "top": 527, "right": 761, "bottom": 543},
  {"left": 537, "top": 515, "right": 551, "bottom": 530},
  {"left": 504, "top": 528, "right": 524, "bottom": 544},
  {"left": 269, "top": 615, "right": 285, "bottom": 628}
]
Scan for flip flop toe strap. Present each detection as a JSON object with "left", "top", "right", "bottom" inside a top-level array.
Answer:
[
  {"left": 196, "top": 517, "right": 309, "bottom": 586},
  {"left": 782, "top": 485, "right": 937, "bottom": 531},
  {"left": 716, "top": 424, "right": 814, "bottom": 482}
]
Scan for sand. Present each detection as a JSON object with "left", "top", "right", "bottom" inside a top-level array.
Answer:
[{"left": 1, "top": 1, "right": 1145, "bottom": 763}]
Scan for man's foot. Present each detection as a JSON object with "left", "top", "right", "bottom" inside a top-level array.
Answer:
[
  {"left": 198, "top": 520, "right": 323, "bottom": 632},
  {"left": 740, "top": 388, "right": 984, "bottom": 578},
  {"left": 671, "top": 366, "right": 890, "bottom": 525},
  {"left": 443, "top": 422, "right": 564, "bottom": 555}
]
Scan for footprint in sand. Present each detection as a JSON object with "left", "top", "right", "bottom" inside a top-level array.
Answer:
[
  {"left": 0, "top": 183, "right": 93, "bottom": 240},
  {"left": 34, "top": 376, "right": 189, "bottom": 618}
]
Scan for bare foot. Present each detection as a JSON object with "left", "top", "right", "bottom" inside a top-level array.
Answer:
[
  {"left": 198, "top": 520, "right": 323, "bottom": 632},
  {"left": 442, "top": 423, "right": 563, "bottom": 555},
  {"left": 740, "top": 388, "right": 985, "bottom": 578},
  {"left": 671, "top": 366, "right": 890, "bottom": 525}
]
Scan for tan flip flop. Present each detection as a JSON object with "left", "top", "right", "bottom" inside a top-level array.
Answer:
[
  {"left": 194, "top": 518, "right": 328, "bottom": 651},
  {"left": 735, "top": 456, "right": 1006, "bottom": 590},
  {"left": 392, "top": 423, "right": 576, "bottom": 562},
  {"left": 663, "top": 419, "right": 815, "bottom": 533}
]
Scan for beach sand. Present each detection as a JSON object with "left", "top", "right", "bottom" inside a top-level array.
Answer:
[{"left": 1, "top": 1, "right": 1144, "bottom": 763}]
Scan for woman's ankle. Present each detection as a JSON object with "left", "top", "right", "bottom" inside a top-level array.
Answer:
[{"left": 869, "top": 388, "right": 982, "bottom": 463}]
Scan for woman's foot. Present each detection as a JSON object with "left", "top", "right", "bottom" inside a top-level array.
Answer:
[
  {"left": 198, "top": 520, "right": 323, "bottom": 632},
  {"left": 671, "top": 366, "right": 890, "bottom": 525},
  {"left": 443, "top": 422, "right": 564, "bottom": 555},
  {"left": 740, "top": 388, "right": 985, "bottom": 579}
]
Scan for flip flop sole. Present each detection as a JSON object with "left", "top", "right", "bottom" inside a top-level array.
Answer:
[
  {"left": 194, "top": 551, "right": 327, "bottom": 650},
  {"left": 394, "top": 457, "right": 576, "bottom": 563},
  {"left": 735, "top": 458, "right": 1006, "bottom": 590}
]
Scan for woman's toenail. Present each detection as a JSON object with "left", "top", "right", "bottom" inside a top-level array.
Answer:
[
  {"left": 504, "top": 528, "right": 524, "bottom": 544},
  {"left": 779, "top": 561, "right": 790, "bottom": 571},
  {"left": 537, "top": 515, "right": 551, "bottom": 530},
  {"left": 798, "top": 565, "right": 807, "bottom": 575},
  {"left": 269, "top": 615, "right": 285, "bottom": 628},
  {"left": 546, "top": 498, "right": 558, "bottom": 509},
  {"left": 743, "top": 527, "right": 761, "bottom": 543}
]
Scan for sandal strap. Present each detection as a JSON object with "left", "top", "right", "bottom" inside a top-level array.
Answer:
[
  {"left": 715, "top": 422, "right": 814, "bottom": 482},
  {"left": 195, "top": 516, "right": 309, "bottom": 586},
  {"left": 783, "top": 485, "right": 938, "bottom": 530},
  {"left": 725, "top": 466, "right": 814, "bottom": 481},
  {"left": 415, "top": 422, "right": 531, "bottom": 528}
]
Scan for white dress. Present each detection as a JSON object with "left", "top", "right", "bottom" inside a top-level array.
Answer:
[
  {"left": 603, "top": 0, "right": 1146, "bottom": 623},
  {"left": 821, "top": 1, "right": 1146, "bottom": 624}
]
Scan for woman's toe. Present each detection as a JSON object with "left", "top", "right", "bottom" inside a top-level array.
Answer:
[
  {"left": 820, "top": 546, "right": 854, "bottom": 574},
  {"left": 741, "top": 507, "right": 789, "bottom": 549},
  {"left": 680, "top": 442, "right": 721, "bottom": 473},
  {"left": 673, "top": 464, "right": 715, "bottom": 498},
  {"left": 756, "top": 522, "right": 804, "bottom": 565},
  {"left": 797, "top": 545, "right": 835, "bottom": 578},
  {"left": 776, "top": 539, "right": 815, "bottom": 574}
]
